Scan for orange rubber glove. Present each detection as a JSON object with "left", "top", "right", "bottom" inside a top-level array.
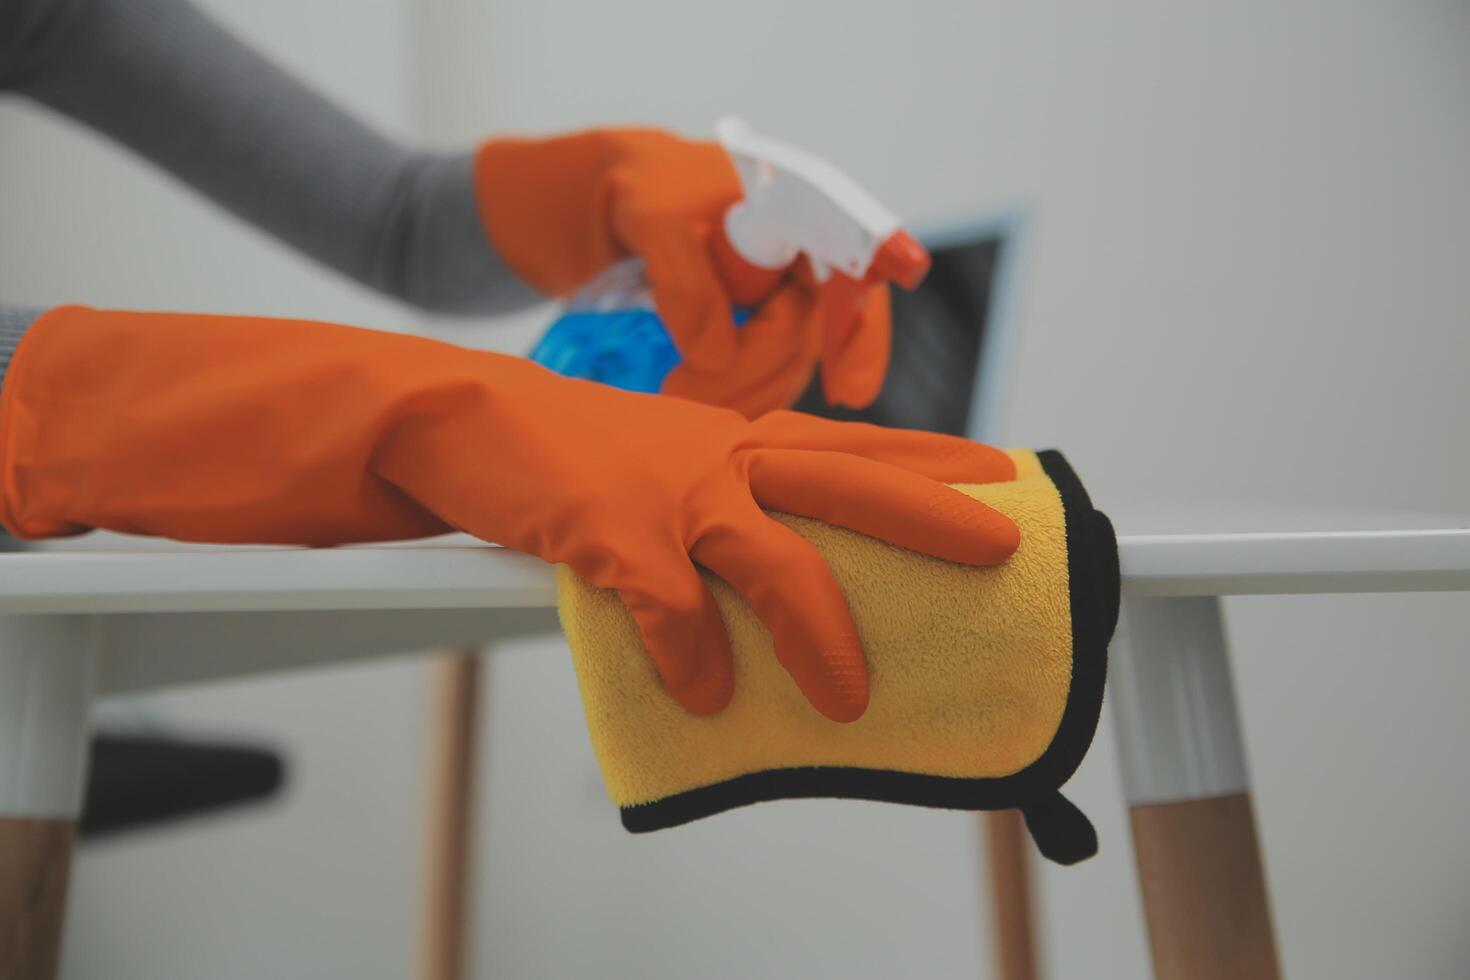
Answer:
[
  {"left": 0, "top": 307, "right": 1018, "bottom": 721},
  {"left": 474, "top": 128, "right": 892, "bottom": 416}
]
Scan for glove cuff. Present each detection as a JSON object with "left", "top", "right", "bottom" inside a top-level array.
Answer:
[{"left": 472, "top": 133, "right": 628, "bottom": 296}]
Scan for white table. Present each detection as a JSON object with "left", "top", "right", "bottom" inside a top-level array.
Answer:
[{"left": 2, "top": 517, "right": 1468, "bottom": 979}]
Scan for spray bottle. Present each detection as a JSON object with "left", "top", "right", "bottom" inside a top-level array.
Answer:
[{"left": 529, "top": 117, "right": 931, "bottom": 397}]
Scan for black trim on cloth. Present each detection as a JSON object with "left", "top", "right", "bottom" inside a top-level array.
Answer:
[{"left": 620, "top": 450, "right": 1118, "bottom": 864}]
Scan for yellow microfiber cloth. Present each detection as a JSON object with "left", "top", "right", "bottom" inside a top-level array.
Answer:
[{"left": 556, "top": 449, "right": 1118, "bottom": 864}]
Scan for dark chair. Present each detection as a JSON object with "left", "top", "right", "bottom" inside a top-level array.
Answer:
[{"left": 81, "top": 734, "right": 286, "bottom": 839}]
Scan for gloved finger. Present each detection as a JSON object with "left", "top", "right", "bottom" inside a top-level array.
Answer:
[
  {"left": 662, "top": 272, "right": 822, "bottom": 417},
  {"left": 613, "top": 554, "right": 735, "bottom": 716},
  {"left": 723, "top": 358, "right": 816, "bottom": 420},
  {"left": 819, "top": 282, "right": 891, "bottom": 410},
  {"left": 636, "top": 217, "right": 739, "bottom": 373},
  {"left": 750, "top": 410, "right": 1017, "bottom": 484},
  {"left": 664, "top": 350, "right": 816, "bottom": 420},
  {"left": 747, "top": 448, "right": 1020, "bottom": 566},
  {"left": 691, "top": 504, "right": 868, "bottom": 722}
]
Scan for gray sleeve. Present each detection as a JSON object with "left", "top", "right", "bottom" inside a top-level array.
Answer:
[
  {"left": 0, "top": 306, "right": 29, "bottom": 549},
  {"left": 0, "top": 306, "right": 40, "bottom": 397},
  {"left": 0, "top": 0, "right": 541, "bottom": 315}
]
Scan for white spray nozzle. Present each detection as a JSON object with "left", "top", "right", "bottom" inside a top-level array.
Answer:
[{"left": 715, "top": 116, "right": 906, "bottom": 283}]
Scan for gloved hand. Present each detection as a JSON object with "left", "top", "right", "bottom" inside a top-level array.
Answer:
[
  {"left": 0, "top": 307, "right": 1018, "bottom": 721},
  {"left": 474, "top": 128, "right": 893, "bottom": 416}
]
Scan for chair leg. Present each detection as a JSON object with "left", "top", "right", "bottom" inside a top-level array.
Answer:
[
  {"left": 984, "top": 810, "right": 1039, "bottom": 980},
  {"left": 1110, "top": 597, "right": 1280, "bottom": 980},
  {"left": 0, "top": 615, "right": 96, "bottom": 980},
  {"left": 419, "top": 651, "right": 484, "bottom": 980}
]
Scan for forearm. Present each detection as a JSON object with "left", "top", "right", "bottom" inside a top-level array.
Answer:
[
  {"left": 0, "top": 306, "right": 459, "bottom": 542},
  {"left": 0, "top": 0, "right": 539, "bottom": 314}
]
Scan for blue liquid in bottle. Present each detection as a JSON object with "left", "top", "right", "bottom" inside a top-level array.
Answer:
[{"left": 529, "top": 258, "right": 749, "bottom": 393}]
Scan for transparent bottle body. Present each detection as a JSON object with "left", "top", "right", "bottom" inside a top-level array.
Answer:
[{"left": 529, "top": 258, "right": 748, "bottom": 393}]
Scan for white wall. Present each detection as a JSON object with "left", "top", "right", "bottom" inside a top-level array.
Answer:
[{"left": 2, "top": 0, "right": 1468, "bottom": 977}]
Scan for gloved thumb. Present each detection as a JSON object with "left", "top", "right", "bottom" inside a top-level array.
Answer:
[
  {"left": 613, "top": 556, "right": 736, "bottom": 717},
  {"left": 637, "top": 218, "right": 740, "bottom": 373}
]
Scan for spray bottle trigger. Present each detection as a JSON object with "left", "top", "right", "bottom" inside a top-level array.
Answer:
[{"left": 710, "top": 212, "right": 787, "bottom": 306}]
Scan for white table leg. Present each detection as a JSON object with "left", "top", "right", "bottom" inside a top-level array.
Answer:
[
  {"left": 0, "top": 615, "right": 97, "bottom": 980},
  {"left": 1109, "top": 597, "right": 1280, "bottom": 980}
]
